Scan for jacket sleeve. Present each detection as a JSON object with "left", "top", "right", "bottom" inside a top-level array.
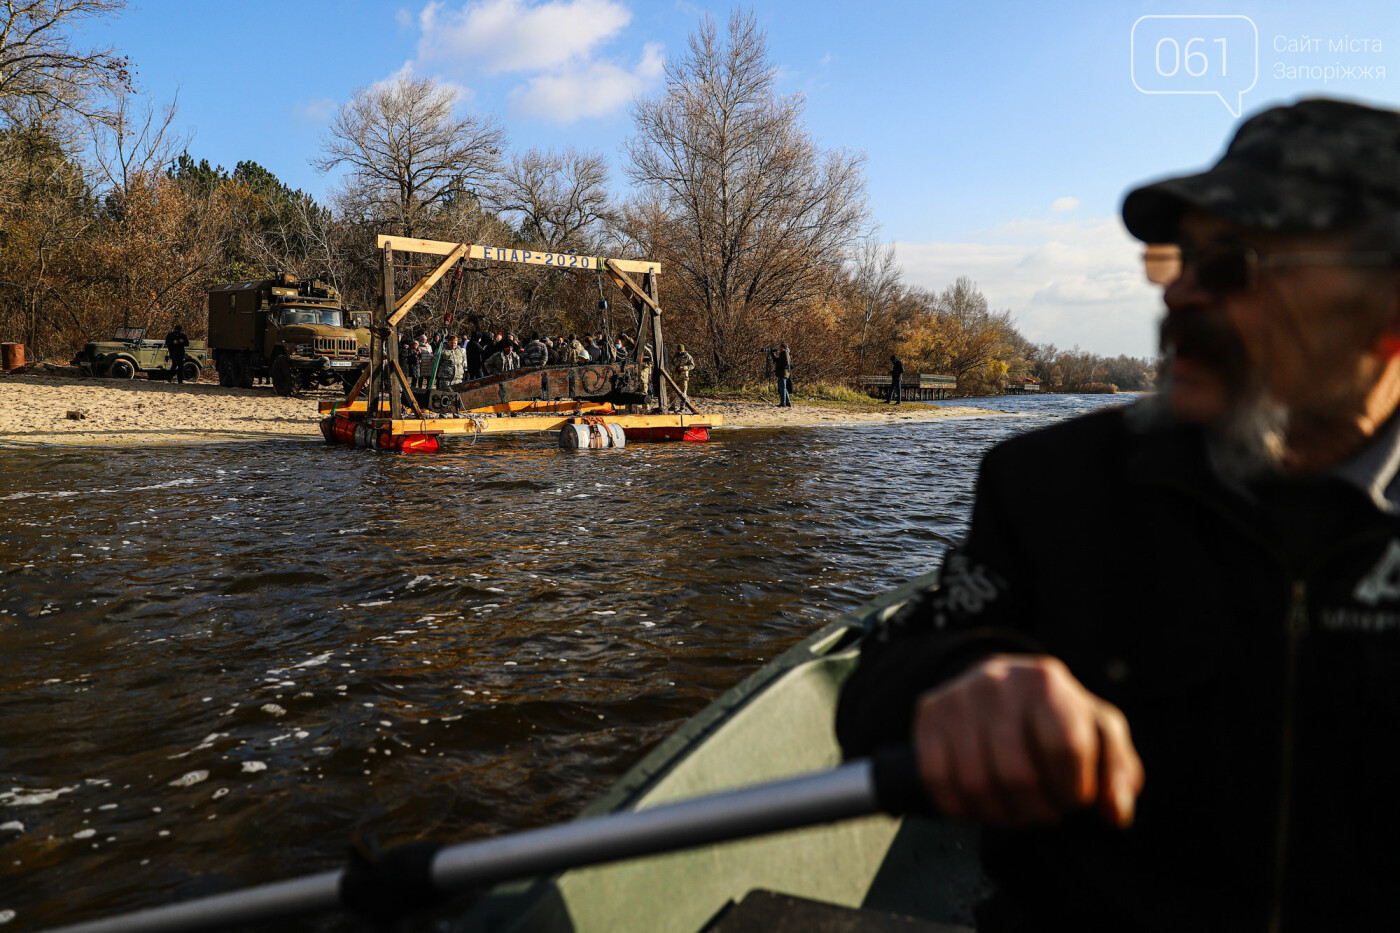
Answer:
[{"left": 835, "top": 445, "right": 1044, "bottom": 758}]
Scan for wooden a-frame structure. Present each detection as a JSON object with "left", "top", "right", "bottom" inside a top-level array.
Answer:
[{"left": 324, "top": 236, "right": 719, "bottom": 444}]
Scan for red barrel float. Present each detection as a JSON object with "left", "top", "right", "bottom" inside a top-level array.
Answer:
[{"left": 623, "top": 426, "right": 709, "bottom": 443}]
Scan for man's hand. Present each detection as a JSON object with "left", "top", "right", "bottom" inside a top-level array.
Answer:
[{"left": 911, "top": 654, "right": 1144, "bottom": 828}]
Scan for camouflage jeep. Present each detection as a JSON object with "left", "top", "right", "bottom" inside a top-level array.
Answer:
[{"left": 72, "top": 327, "right": 209, "bottom": 382}]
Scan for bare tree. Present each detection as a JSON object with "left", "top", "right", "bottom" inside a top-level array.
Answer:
[
  {"left": 0, "top": 0, "right": 132, "bottom": 125},
  {"left": 624, "top": 9, "right": 868, "bottom": 382},
  {"left": 314, "top": 74, "right": 505, "bottom": 238},
  {"left": 848, "top": 234, "right": 901, "bottom": 370},
  {"left": 487, "top": 146, "right": 612, "bottom": 252},
  {"left": 87, "top": 89, "right": 184, "bottom": 196}
]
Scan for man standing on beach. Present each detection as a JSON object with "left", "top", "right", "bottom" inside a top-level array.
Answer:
[
  {"left": 887, "top": 354, "right": 904, "bottom": 404},
  {"left": 771, "top": 343, "right": 792, "bottom": 407},
  {"left": 838, "top": 98, "right": 1400, "bottom": 931},
  {"left": 164, "top": 323, "right": 190, "bottom": 384}
]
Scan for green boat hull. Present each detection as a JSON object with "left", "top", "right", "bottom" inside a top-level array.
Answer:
[{"left": 456, "top": 570, "right": 986, "bottom": 932}]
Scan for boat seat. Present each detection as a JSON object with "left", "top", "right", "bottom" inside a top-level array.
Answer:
[{"left": 701, "top": 890, "right": 973, "bottom": 933}]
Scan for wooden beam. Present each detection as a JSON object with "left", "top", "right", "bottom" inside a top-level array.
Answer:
[
  {"left": 641, "top": 270, "right": 667, "bottom": 412},
  {"left": 390, "top": 356, "right": 425, "bottom": 419},
  {"left": 605, "top": 260, "right": 660, "bottom": 313},
  {"left": 320, "top": 399, "right": 618, "bottom": 415},
  {"left": 381, "top": 243, "right": 401, "bottom": 422},
  {"left": 375, "top": 234, "right": 660, "bottom": 276},
  {"left": 377, "top": 413, "right": 723, "bottom": 435},
  {"left": 340, "top": 365, "right": 370, "bottom": 408},
  {"left": 658, "top": 366, "right": 699, "bottom": 415},
  {"left": 389, "top": 244, "right": 466, "bottom": 327}
]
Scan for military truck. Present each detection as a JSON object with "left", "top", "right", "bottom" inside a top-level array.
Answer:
[
  {"left": 72, "top": 327, "right": 208, "bottom": 382},
  {"left": 208, "top": 274, "right": 367, "bottom": 396}
]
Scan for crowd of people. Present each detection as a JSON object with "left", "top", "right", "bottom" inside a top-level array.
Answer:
[
  {"left": 398, "top": 329, "right": 630, "bottom": 390},
  {"left": 393, "top": 329, "right": 698, "bottom": 413}
]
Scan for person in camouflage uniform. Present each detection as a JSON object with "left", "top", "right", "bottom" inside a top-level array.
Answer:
[
  {"left": 639, "top": 344, "right": 654, "bottom": 399},
  {"left": 569, "top": 334, "right": 590, "bottom": 364},
  {"left": 436, "top": 335, "right": 465, "bottom": 388},
  {"left": 671, "top": 343, "right": 696, "bottom": 410},
  {"left": 484, "top": 343, "right": 521, "bottom": 375}
]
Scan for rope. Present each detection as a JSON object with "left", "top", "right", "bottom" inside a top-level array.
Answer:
[
  {"left": 467, "top": 412, "right": 487, "bottom": 444},
  {"left": 582, "top": 415, "right": 607, "bottom": 448}
]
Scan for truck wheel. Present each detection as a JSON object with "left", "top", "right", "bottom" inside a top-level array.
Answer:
[
  {"left": 181, "top": 360, "right": 201, "bottom": 383},
  {"left": 107, "top": 358, "right": 136, "bottom": 379},
  {"left": 217, "top": 359, "right": 233, "bottom": 387},
  {"left": 234, "top": 355, "right": 253, "bottom": 389},
  {"left": 270, "top": 355, "right": 294, "bottom": 397}
]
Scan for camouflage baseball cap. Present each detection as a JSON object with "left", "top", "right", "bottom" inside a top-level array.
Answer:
[{"left": 1122, "top": 98, "right": 1400, "bottom": 243}]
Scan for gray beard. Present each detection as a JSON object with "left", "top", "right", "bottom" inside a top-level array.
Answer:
[{"left": 1138, "top": 367, "right": 1291, "bottom": 483}]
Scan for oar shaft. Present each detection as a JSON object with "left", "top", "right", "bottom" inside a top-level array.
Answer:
[
  {"left": 432, "top": 758, "right": 880, "bottom": 889},
  {"left": 42, "top": 753, "right": 916, "bottom": 933}
]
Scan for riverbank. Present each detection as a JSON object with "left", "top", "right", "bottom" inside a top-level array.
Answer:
[{"left": 0, "top": 370, "right": 1001, "bottom": 447}]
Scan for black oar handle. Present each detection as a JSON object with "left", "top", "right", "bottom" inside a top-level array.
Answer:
[
  {"left": 41, "top": 752, "right": 931, "bottom": 933},
  {"left": 871, "top": 746, "right": 931, "bottom": 816}
]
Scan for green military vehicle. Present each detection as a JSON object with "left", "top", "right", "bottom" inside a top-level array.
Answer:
[
  {"left": 208, "top": 274, "right": 367, "bottom": 396},
  {"left": 71, "top": 327, "right": 208, "bottom": 382}
]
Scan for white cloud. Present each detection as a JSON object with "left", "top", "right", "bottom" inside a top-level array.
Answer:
[
  {"left": 507, "top": 42, "right": 662, "bottom": 122},
  {"left": 1049, "top": 196, "right": 1079, "bottom": 212},
  {"left": 895, "top": 216, "right": 1162, "bottom": 358},
  {"left": 298, "top": 97, "right": 337, "bottom": 124},
  {"left": 416, "top": 0, "right": 631, "bottom": 75},
  {"left": 400, "top": 0, "right": 659, "bottom": 121}
]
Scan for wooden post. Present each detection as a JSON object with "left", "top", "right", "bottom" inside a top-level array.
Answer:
[
  {"left": 645, "top": 271, "right": 667, "bottom": 412},
  {"left": 630, "top": 297, "right": 650, "bottom": 413},
  {"left": 382, "top": 243, "right": 401, "bottom": 423}
]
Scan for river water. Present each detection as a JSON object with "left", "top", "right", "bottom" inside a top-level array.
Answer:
[{"left": 0, "top": 393, "right": 1129, "bottom": 929}]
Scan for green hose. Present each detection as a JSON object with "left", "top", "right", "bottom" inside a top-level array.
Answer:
[{"left": 428, "top": 341, "right": 446, "bottom": 393}]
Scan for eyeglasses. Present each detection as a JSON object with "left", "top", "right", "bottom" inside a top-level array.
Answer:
[{"left": 1142, "top": 243, "right": 1399, "bottom": 292}]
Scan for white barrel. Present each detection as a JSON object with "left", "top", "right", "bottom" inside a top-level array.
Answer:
[{"left": 559, "top": 422, "right": 626, "bottom": 449}]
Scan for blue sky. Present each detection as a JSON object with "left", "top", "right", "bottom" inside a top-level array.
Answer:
[{"left": 77, "top": 0, "right": 1400, "bottom": 357}]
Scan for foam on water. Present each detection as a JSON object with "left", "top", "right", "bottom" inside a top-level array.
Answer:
[{"left": 0, "top": 786, "right": 78, "bottom": 806}]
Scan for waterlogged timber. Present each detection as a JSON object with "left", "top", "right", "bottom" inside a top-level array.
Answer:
[{"left": 0, "top": 395, "right": 1127, "bottom": 929}]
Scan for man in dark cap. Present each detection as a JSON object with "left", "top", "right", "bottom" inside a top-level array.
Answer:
[
  {"left": 164, "top": 323, "right": 190, "bottom": 384},
  {"left": 838, "top": 98, "right": 1400, "bottom": 931}
]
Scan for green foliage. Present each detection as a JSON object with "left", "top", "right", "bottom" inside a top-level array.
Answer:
[{"left": 168, "top": 152, "right": 227, "bottom": 197}]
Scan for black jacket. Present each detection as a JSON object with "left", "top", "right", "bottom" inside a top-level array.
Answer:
[
  {"left": 837, "top": 405, "right": 1400, "bottom": 932},
  {"left": 164, "top": 330, "right": 189, "bottom": 358}
]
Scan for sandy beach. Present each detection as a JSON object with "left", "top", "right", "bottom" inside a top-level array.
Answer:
[{"left": 0, "top": 369, "right": 1000, "bottom": 447}]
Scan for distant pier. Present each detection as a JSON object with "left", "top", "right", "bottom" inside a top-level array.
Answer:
[{"left": 860, "top": 373, "right": 957, "bottom": 401}]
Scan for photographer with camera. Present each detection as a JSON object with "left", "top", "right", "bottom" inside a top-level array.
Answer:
[{"left": 763, "top": 343, "right": 792, "bottom": 407}]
